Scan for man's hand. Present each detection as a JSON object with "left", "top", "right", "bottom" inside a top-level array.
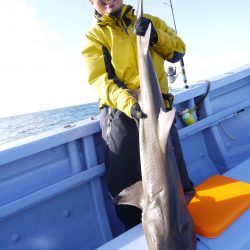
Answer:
[
  {"left": 134, "top": 17, "right": 158, "bottom": 46},
  {"left": 130, "top": 103, "right": 147, "bottom": 127},
  {"left": 162, "top": 93, "right": 174, "bottom": 110}
]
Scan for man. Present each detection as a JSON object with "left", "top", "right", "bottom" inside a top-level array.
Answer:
[{"left": 82, "top": 0, "right": 194, "bottom": 230}]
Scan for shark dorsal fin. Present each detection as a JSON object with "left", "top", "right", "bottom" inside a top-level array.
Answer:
[
  {"left": 158, "top": 109, "right": 176, "bottom": 153},
  {"left": 114, "top": 181, "right": 144, "bottom": 210}
]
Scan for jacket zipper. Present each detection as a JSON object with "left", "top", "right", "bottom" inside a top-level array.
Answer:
[{"left": 117, "top": 19, "right": 128, "bottom": 34}]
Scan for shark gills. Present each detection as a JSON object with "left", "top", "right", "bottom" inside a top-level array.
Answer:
[{"left": 116, "top": 0, "right": 197, "bottom": 249}]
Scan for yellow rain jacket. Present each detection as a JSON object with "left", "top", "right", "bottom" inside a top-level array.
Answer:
[{"left": 82, "top": 5, "right": 186, "bottom": 117}]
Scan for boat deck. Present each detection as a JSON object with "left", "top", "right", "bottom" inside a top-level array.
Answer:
[{"left": 98, "top": 159, "right": 250, "bottom": 250}]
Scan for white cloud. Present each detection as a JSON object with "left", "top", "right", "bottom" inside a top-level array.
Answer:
[{"left": 0, "top": 0, "right": 96, "bottom": 118}]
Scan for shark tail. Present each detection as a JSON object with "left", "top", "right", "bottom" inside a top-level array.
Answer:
[{"left": 139, "top": 24, "right": 152, "bottom": 56}]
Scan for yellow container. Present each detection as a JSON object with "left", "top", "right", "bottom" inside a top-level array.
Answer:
[{"left": 179, "top": 108, "right": 195, "bottom": 126}]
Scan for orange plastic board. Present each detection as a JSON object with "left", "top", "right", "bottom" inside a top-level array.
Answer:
[{"left": 188, "top": 175, "right": 250, "bottom": 238}]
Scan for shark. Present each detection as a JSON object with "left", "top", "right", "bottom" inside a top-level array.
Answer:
[{"left": 115, "top": 0, "right": 197, "bottom": 249}]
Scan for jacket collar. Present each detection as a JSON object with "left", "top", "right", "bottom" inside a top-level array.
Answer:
[{"left": 95, "top": 5, "right": 135, "bottom": 27}]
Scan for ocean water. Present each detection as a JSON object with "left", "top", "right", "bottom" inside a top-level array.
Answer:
[{"left": 0, "top": 102, "right": 99, "bottom": 145}]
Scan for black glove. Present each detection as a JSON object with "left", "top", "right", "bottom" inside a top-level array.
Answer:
[
  {"left": 130, "top": 103, "right": 147, "bottom": 127},
  {"left": 162, "top": 93, "right": 174, "bottom": 110},
  {"left": 134, "top": 17, "right": 158, "bottom": 46}
]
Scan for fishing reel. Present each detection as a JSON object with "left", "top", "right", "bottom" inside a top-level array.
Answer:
[{"left": 167, "top": 66, "right": 178, "bottom": 84}]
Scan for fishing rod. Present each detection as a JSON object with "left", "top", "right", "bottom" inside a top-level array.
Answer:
[{"left": 163, "top": 0, "right": 189, "bottom": 88}]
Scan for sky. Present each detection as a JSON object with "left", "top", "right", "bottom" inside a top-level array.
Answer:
[{"left": 0, "top": 0, "right": 249, "bottom": 118}]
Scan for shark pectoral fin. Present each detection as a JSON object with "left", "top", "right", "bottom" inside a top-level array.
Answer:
[
  {"left": 158, "top": 109, "right": 176, "bottom": 151},
  {"left": 114, "top": 181, "right": 143, "bottom": 210}
]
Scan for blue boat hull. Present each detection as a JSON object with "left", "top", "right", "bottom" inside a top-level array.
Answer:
[{"left": 0, "top": 64, "right": 250, "bottom": 249}]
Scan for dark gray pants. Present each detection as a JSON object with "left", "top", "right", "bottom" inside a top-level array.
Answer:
[{"left": 100, "top": 106, "right": 194, "bottom": 229}]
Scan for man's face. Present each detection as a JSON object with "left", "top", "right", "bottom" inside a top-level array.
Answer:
[{"left": 89, "top": 0, "right": 123, "bottom": 16}]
